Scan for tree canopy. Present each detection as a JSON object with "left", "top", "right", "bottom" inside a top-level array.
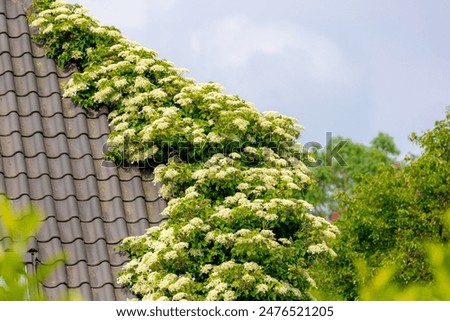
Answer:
[
  {"left": 306, "top": 132, "right": 399, "bottom": 218},
  {"left": 313, "top": 114, "right": 450, "bottom": 300}
]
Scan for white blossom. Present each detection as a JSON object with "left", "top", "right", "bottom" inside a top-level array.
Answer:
[
  {"left": 180, "top": 223, "right": 195, "bottom": 234},
  {"left": 149, "top": 89, "right": 167, "bottom": 100},
  {"left": 168, "top": 276, "right": 191, "bottom": 292},
  {"left": 212, "top": 208, "right": 232, "bottom": 219},
  {"left": 244, "top": 146, "right": 257, "bottom": 154},
  {"left": 233, "top": 118, "right": 249, "bottom": 131},
  {"left": 42, "top": 23, "right": 53, "bottom": 34},
  {"left": 193, "top": 137, "right": 205, "bottom": 144},
  {"left": 150, "top": 65, "right": 166, "bottom": 72},
  {"left": 242, "top": 274, "right": 255, "bottom": 283},
  {"left": 189, "top": 218, "right": 203, "bottom": 226},
  {"left": 163, "top": 250, "right": 178, "bottom": 260},
  {"left": 278, "top": 238, "right": 292, "bottom": 245},
  {"left": 206, "top": 289, "right": 219, "bottom": 301},
  {"left": 237, "top": 183, "right": 249, "bottom": 190},
  {"left": 173, "top": 292, "right": 187, "bottom": 301},
  {"left": 287, "top": 182, "right": 300, "bottom": 190},
  {"left": 275, "top": 284, "right": 289, "bottom": 295},
  {"left": 207, "top": 132, "right": 225, "bottom": 143},
  {"left": 164, "top": 169, "right": 179, "bottom": 179},
  {"left": 159, "top": 228, "right": 174, "bottom": 241},
  {"left": 243, "top": 262, "right": 260, "bottom": 271},
  {"left": 201, "top": 264, "right": 213, "bottom": 274},
  {"left": 223, "top": 290, "right": 236, "bottom": 301},
  {"left": 256, "top": 284, "right": 268, "bottom": 293},
  {"left": 323, "top": 230, "right": 337, "bottom": 239},
  {"left": 113, "top": 122, "right": 129, "bottom": 132},
  {"left": 173, "top": 242, "right": 189, "bottom": 251}
]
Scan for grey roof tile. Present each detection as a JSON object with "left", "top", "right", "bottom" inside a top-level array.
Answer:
[
  {"left": 70, "top": 156, "right": 96, "bottom": 178},
  {"left": 9, "top": 194, "right": 31, "bottom": 209},
  {"left": 25, "top": 155, "right": 50, "bottom": 180},
  {"left": 44, "top": 135, "right": 70, "bottom": 157},
  {"left": 68, "top": 135, "right": 93, "bottom": 158},
  {"left": 38, "top": 94, "right": 62, "bottom": 116},
  {"left": 92, "top": 284, "right": 116, "bottom": 301},
  {"left": 0, "top": 0, "right": 165, "bottom": 300},
  {"left": 1, "top": 153, "right": 27, "bottom": 178},
  {"left": 0, "top": 52, "right": 13, "bottom": 75},
  {"left": 11, "top": 52, "right": 35, "bottom": 75},
  {"left": 42, "top": 113, "right": 66, "bottom": 136},
  {"left": 8, "top": 33, "right": 33, "bottom": 57}
]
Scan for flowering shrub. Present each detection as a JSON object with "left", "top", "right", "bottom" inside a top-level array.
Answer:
[{"left": 30, "top": 0, "right": 339, "bottom": 300}]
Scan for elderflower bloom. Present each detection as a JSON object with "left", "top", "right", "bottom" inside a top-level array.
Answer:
[
  {"left": 233, "top": 118, "right": 249, "bottom": 131},
  {"left": 164, "top": 169, "right": 179, "bottom": 179},
  {"left": 243, "top": 262, "right": 260, "bottom": 271},
  {"left": 242, "top": 274, "right": 255, "bottom": 283},
  {"left": 134, "top": 76, "right": 150, "bottom": 89},
  {"left": 173, "top": 293, "right": 187, "bottom": 301},
  {"left": 168, "top": 277, "right": 191, "bottom": 292},
  {"left": 42, "top": 23, "right": 54, "bottom": 34},
  {"left": 256, "top": 284, "right": 268, "bottom": 293},
  {"left": 275, "top": 284, "right": 289, "bottom": 295},
  {"left": 149, "top": 88, "right": 167, "bottom": 100},
  {"left": 223, "top": 290, "right": 236, "bottom": 301},
  {"left": 173, "top": 242, "right": 189, "bottom": 251},
  {"left": 206, "top": 290, "right": 219, "bottom": 301},
  {"left": 244, "top": 146, "right": 257, "bottom": 154},
  {"left": 201, "top": 264, "right": 213, "bottom": 274},
  {"left": 163, "top": 251, "right": 178, "bottom": 260}
]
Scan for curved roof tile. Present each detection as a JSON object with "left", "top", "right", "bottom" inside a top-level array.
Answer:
[{"left": 0, "top": 0, "right": 166, "bottom": 300}]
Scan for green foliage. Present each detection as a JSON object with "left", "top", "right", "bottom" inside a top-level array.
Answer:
[
  {"left": 306, "top": 133, "right": 399, "bottom": 218},
  {"left": 29, "top": 0, "right": 339, "bottom": 300},
  {"left": 30, "top": 0, "right": 122, "bottom": 68},
  {"left": 313, "top": 114, "right": 450, "bottom": 300},
  {"left": 118, "top": 155, "right": 339, "bottom": 300},
  {"left": 32, "top": 0, "right": 55, "bottom": 12},
  {"left": 359, "top": 210, "right": 450, "bottom": 300},
  {"left": 0, "top": 196, "right": 58, "bottom": 300}
]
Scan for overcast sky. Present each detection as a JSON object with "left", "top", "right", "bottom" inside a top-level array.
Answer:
[{"left": 67, "top": 0, "right": 450, "bottom": 156}]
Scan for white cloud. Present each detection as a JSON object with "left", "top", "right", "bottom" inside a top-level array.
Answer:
[
  {"left": 67, "top": 0, "right": 177, "bottom": 31},
  {"left": 189, "top": 15, "right": 354, "bottom": 85}
]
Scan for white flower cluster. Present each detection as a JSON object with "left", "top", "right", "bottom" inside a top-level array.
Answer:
[
  {"left": 36, "top": 0, "right": 339, "bottom": 301},
  {"left": 179, "top": 218, "right": 211, "bottom": 235},
  {"left": 234, "top": 229, "right": 280, "bottom": 249},
  {"left": 305, "top": 213, "right": 339, "bottom": 236},
  {"left": 307, "top": 241, "right": 337, "bottom": 257}
]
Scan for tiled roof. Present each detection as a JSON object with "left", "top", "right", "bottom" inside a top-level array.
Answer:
[{"left": 0, "top": 0, "right": 166, "bottom": 300}]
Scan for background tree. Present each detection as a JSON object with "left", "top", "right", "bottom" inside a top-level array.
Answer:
[
  {"left": 306, "top": 132, "right": 400, "bottom": 219},
  {"left": 313, "top": 114, "right": 450, "bottom": 300}
]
